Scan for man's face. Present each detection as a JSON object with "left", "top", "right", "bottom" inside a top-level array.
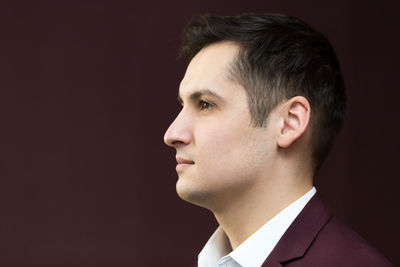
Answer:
[{"left": 164, "top": 42, "right": 276, "bottom": 209}]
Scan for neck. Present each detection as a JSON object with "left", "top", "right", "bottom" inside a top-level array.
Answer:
[{"left": 212, "top": 173, "right": 313, "bottom": 250}]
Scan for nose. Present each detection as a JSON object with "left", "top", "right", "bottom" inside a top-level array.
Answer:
[{"left": 163, "top": 110, "right": 192, "bottom": 148}]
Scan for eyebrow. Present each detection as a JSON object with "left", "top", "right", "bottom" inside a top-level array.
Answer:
[{"left": 178, "top": 89, "right": 224, "bottom": 105}]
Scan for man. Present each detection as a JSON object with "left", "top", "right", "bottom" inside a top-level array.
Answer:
[{"left": 163, "top": 13, "right": 392, "bottom": 266}]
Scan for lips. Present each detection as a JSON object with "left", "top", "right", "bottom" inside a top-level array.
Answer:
[
  {"left": 175, "top": 156, "right": 194, "bottom": 171},
  {"left": 176, "top": 156, "right": 194, "bottom": 164}
]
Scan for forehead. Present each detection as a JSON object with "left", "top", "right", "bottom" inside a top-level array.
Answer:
[{"left": 179, "top": 42, "right": 241, "bottom": 98}]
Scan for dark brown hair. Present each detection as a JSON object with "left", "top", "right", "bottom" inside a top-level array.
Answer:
[{"left": 180, "top": 13, "right": 346, "bottom": 172}]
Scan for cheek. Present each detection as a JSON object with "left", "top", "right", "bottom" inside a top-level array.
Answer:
[
  {"left": 194, "top": 119, "right": 258, "bottom": 176},
  {"left": 193, "top": 115, "right": 272, "bottom": 177},
  {"left": 196, "top": 120, "right": 245, "bottom": 155}
]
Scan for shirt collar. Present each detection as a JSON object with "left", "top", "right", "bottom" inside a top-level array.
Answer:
[
  {"left": 198, "top": 187, "right": 316, "bottom": 267},
  {"left": 198, "top": 226, "right": 232, "bottom": 267}
]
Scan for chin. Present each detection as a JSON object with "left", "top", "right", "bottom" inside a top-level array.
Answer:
[{"left": 176, "top": 178, "right": 210, "bottom": 208}]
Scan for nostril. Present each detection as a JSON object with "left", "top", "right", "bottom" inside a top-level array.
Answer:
[
  {"left": 172, "top": 140, "right": 185, "bottom": 146},
  {"left": 165, "top": 137, "right": 175, "bottom": 147},
  {"left": 164, "top": 117, "right": 192, "bottom": 147}
]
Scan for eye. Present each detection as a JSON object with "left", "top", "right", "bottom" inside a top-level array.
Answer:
[{"left": 199, "top": 100, "right": 213, "bottom": 110}]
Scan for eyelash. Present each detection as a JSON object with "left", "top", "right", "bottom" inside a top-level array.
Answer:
[{"left": 199, "top": 100, "right": 214, "bottom": 110}]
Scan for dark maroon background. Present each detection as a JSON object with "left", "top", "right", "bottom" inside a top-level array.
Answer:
[{"left": 0, "top": 1, "right": 399, "bottom": 266}]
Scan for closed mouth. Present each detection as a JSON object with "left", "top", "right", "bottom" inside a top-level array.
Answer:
[{"left": 176, "top": 156, "right": 194, "bottom": 165}]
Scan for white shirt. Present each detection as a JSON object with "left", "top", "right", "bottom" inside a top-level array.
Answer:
[{"left": 198, "top": 187, "right": 316, "bottom": 267}]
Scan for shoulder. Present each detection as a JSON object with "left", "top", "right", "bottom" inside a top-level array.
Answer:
[
  {"left": 294, "top": 216, "right": 393, "bottom": 267},
  {"left": 262, "top": 193, "right": 393, "bottom": 267}
]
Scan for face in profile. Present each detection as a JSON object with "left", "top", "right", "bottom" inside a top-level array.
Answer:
[{"left": 164, "top": 42, "right": 276, "bottom": 210}]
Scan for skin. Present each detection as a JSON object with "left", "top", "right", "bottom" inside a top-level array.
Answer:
[{"left": 164, "top": 41, "right": 314, "bottom": 249}]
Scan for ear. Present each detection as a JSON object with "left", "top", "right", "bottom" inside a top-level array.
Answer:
[{"left": 277, "top": 96, "right": 311, "bottom": 148}]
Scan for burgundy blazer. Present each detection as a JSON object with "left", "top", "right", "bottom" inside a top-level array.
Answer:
[
  {"left": 261, "top": 193, "right": 393, "bottom": 266},
  {"left": 193, "top": 193, "right": 393, "bottom": 266}
]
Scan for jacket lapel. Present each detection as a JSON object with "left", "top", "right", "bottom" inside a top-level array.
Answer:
[{"left": 261, "top": 193, "right": 332, "bottom": 266}]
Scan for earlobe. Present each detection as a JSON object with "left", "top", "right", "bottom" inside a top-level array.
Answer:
[{"left": 277, "top": 96, "right": 311, "bottom": 148}]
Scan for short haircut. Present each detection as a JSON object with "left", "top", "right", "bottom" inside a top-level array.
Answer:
[{"left": 180, "top": 13, "right": 346, "bottom": 172}]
